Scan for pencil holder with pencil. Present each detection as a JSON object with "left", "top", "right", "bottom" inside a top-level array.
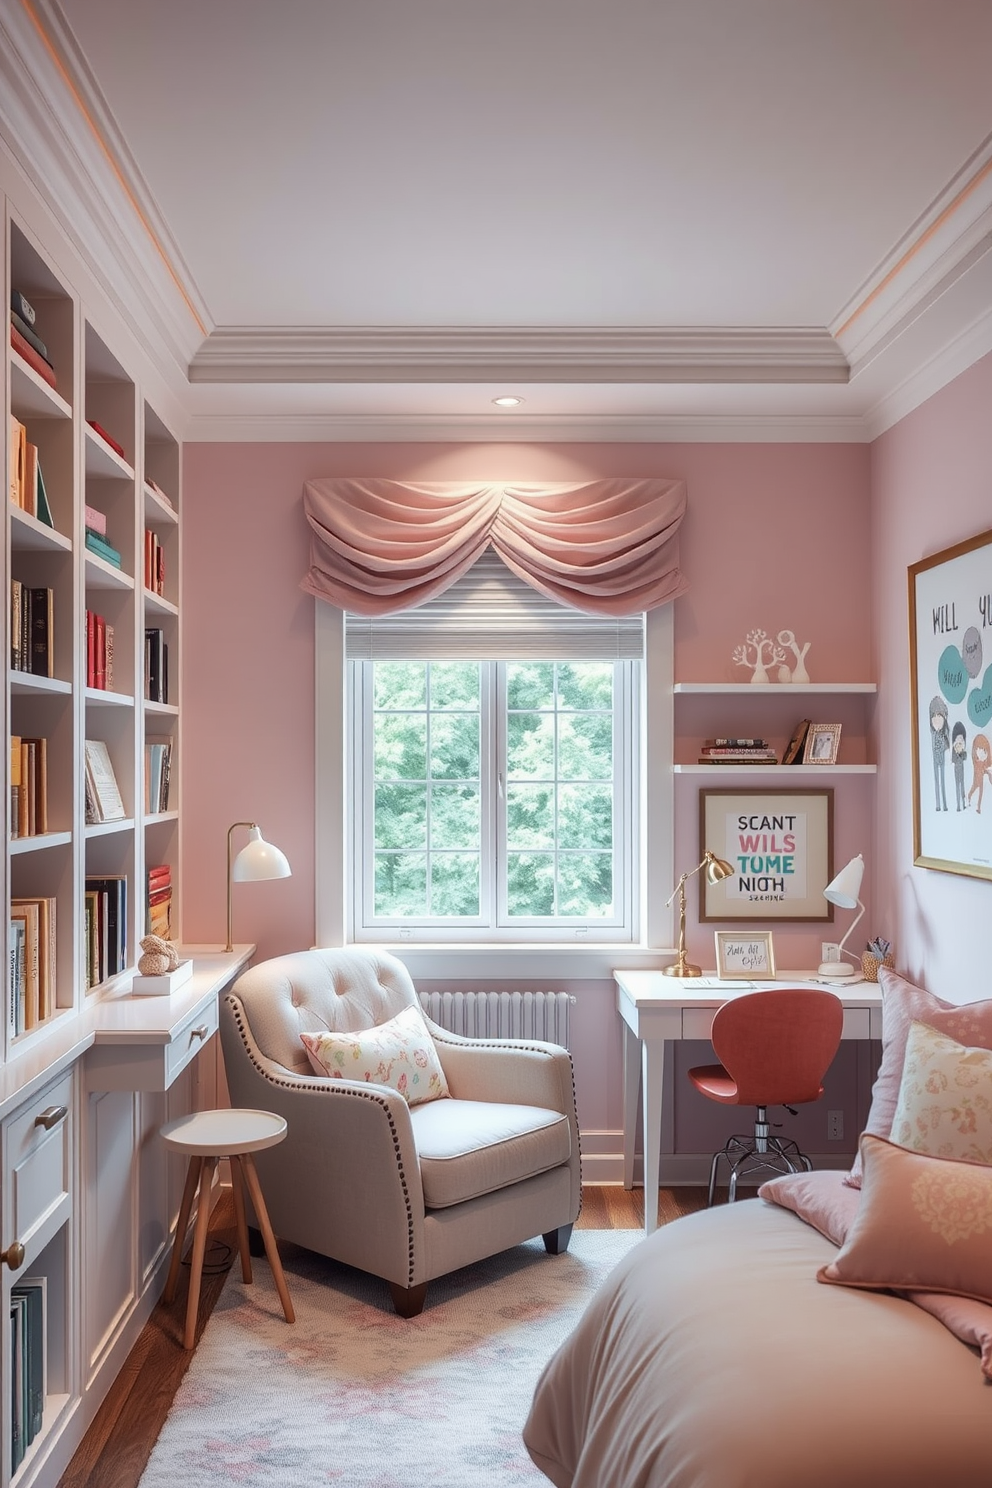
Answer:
[{"left": 861, "top": 936, "right": 893, "bottom": 983}]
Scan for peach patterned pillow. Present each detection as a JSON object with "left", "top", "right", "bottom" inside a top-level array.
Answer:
[
  {"left": 890, "top": 1022, "right": 992, "bottom": 1165},
  {"left": 846, "top": 968, "right": 992, "bottom": 1188},
  {"left": 300, "top": 1003, "right": 449, "bottom": 1106},
  {"left": 820, "top": 1134, "right": 992, "bottom": 1306}
]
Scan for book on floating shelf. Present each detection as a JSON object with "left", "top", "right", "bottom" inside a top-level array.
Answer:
[
  {"left": 86, "top": 419, "right": 125, "bottom": 459},
  {"left": 84, "top": 739, "right": 126, "bottom": 823},
  {"left": 9, "top": 324, "right": 56, "bottom": 389},
  {"left": 84, "top": 530, "right": 122, "bottom": 568}
]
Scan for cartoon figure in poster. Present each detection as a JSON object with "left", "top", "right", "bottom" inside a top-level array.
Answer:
[
  {"left": 968, "top": 733, "right": 992, "bottom": 814},
  {"left": 951, "top": 722, "right": 968, "bottom": 811},
  {"left": 929, "top": 695, "right": 950, "bottom": 812}
]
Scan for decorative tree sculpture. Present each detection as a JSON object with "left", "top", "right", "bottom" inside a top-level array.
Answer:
[
  {"left": 732, "top": 629, "right": 787, "bottom": 684},
  {"left": 777, "top": 629, "right": 812, "bottom": 684}
]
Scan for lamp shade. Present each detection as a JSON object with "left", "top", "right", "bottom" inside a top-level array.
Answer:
[
  {"left": 232, "top": 825, "right": 292, "bottom": 883},
  {"left": 823, "top": 853, "right": 864, "bottom": 910}
]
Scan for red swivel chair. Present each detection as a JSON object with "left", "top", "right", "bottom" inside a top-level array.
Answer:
[{"left": 688, "top": 988, "right": 844, "bottom": 1205}]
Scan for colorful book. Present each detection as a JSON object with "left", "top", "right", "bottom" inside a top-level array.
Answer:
[
  {"left": 10, "top": 310, "right": 48, "bottom": 362},
  {"left": 10, "top": 325, "right": 56, "bottom": 389},
  {"left": 10, "top": 289, "right": 36, "bottom": 326},
  {"left": 84, "top": 531, "right": 122, "bottom": 568},
  {"left": 86, "top": 419, "right": 125, "bottom": 459},
  {"left": 83, "top": 503, "right": 107, "bottom": 537},
  {"left": 29, "top": 587, "right": 54, "bottom": 677}
]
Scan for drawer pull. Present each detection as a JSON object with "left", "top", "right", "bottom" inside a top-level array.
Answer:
[
  {"left": 190, "top": 1025, "right": 210, "bottom": 1041},
  {"left": 1, "top": 1242, "right": 25, "bottom": 1271},
  {"left": 34, "top": 1105, "right": 68, "bottom": 1131}
]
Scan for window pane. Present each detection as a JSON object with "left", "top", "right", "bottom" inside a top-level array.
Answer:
[
  {"left": 430, "top": 784, "right": 480, "bottom": 849},
  {"left": 507, "top": 712, "right": 555, "bottom": 778},
  {"left": 558, "top": 713, "right": 613, "bottom": 781},
  {"left": 506, "top": 853, "right": 556, "bottom": 916},
  {"left": 557, "top": 663, "right": 613, "bottom": 711},
  {"left": 557, "top": 853, "right": 613, "bottom": 916},
  {"left": 558, "top": 783, "right": 613, "bottom": 849},
  {"left": 374, "top": 853, "right": 428, "bottom": 916},
  {"left": 507, "top": 663, "right": 554, "bottom": 711},
  {"left": 374, "top": 713, "right": 427, "bottom": 780},
  {"left": 429, "top": 662, "right": 480, "bottom": 709},
  {"left": 431, "top": 854, "right": 480, "bottom": 915},
  {"left": 374, "top": 783, "right": 427, "bottom": 849},
  {"left": 374, "top": 662, "right": 426, "bottom": 710},
  {"left": 430, "top": 712, "right": 480, "bottom": 780},
  {"left": 506, "top": 783, "right": 555, "bottom": 850}
]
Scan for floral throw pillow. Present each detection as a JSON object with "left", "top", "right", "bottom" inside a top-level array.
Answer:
[
  {"left": 889, "top": 1021, "right": 992, "bottom": 1165},
  {"left": 300, "top": 1003, "right": 449, "bottom": 1106}
]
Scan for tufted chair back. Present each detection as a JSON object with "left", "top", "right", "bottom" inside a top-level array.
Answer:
[{"left": 228, "top": 947, "right": 420, "bottom": 1076}]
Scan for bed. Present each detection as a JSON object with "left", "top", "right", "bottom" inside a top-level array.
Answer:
[{"left": 523, "top": 1189, "right": 992, "bottom": 1488}]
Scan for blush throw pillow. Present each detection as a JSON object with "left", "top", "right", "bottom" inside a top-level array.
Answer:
[
  {"left": 820, "top": 1134, "right": 992, "bottom": 1307},
  {"left": 890, "top": 1022, "right": 992, "bottom": 1165},
  {"left": 846, "top": 967, "right": 992, "bottom": 1187},
  {"left": 300, "top": 1003, "right": 449, "bottom": 1106}
]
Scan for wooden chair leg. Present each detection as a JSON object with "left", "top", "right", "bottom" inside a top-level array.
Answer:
[
  {"left": 229, "top": 1155, "right": 254, "bottom": 1284},
  {"left": 389, "top": 1281, "right": 428, "bottom": 1318},
  {"left": 183, "top": 1155, "right": 217, "bottom": 1349},
  {"left": 240, "top": 1153, "right": 295, "bottom": 1325},
  {"left": 543, "top": 1223, "right": 573, "bottom": 1255},
  {"left": 163, "top": 1155, "right": 202, "bottom": 1305}
]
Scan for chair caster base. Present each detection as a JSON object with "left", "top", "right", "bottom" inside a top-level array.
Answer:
[
  {"left": 389, "top": 1281, "right": 428, "bottom": 1318},
  {"left": 543, "top": 1223, "right": 573, "bottom": 1255}
]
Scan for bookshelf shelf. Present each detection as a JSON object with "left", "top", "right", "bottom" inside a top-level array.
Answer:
[
  {"left": 674, "top": 763, "right": 878, "bottom": 775},
  {"left": 9, "top": 832, "right": 73, "bottom": 856},
  {"left": 144, "top": 810, "right": 179, "bottom": 826},
  {"left": 672, "top": 679, "right": 878, "bottom": 771},
  {"left": 9, "top": 674, "right": 72, "bottom": 697},
  {"left": 144, "top": 589, "right": 178, "bottom": 619},
  {"left": 83, "top": 426, "right": 134, "bottom": 481},
  {"left": 673, "top": 682, "right": 877, "bottom": 695},
  {"left": 143, "top": 484, "right": 178, "bottom": 526},
  {"left": 9, "top": 354, "right": 72, "bottom": 420},
  {"left": 84, "top": 688, "right": 135, "bottom": 708},
  {"left": 10, "top": 509, "right": 72, "bottom": 553},
  {"left": 144, "top": 700, "right": 179, "bottom": 718},
  {"left": 83, "top": 553, "right": 134, "bottom": 591},
  {"left": 83, "top": 818, "right": 136, "bottom": 840}
]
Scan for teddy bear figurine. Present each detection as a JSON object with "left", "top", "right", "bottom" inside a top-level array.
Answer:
[{"left": 137, "top": 934, "right": 180, "bottom": 976}]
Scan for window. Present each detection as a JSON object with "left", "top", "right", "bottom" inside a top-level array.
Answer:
[{"left": 350, "top": 658, "right": 637, "bottom": 940}]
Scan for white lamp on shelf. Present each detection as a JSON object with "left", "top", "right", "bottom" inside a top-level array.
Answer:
[
  {"left": 817, "top": 853, "right": 865, "bottom": 980},
  {"left": 226, "top": 821, "right": 292, "bottom": 952}
]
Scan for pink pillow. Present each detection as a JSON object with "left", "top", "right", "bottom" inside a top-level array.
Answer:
[
  {"left": 820, "top": 1135, "right": 992, "bottom": 1306},
  {"left": 846, "top": 967, "right": 992, "bottom": 1187},
  {"left": 759, "top": 1168, "right": 860, "bottom": 1245}
]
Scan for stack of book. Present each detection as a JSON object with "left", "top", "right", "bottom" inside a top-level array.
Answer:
[
  {"left": 9, "top": 896, "right": 56, "bottom": 1032},
  {"left": 9, "top": 583, "right": 53, "bottom": 676},
  {"left": 8, "top": 415, "right": 54, "bottom": 525},
  {"left": 146, "top": 865, "right": 172, "bottom": 939},
  {"left": 10, "top": 1275, "right": 46, "bottom": 1474},
  {"left": 10, "top": 736, "right": 48, "bottom": 838},
  {"left": 144, "top": 738, "right": 173, "bottom": 815},
  {"left": 9, "top": 288, "right": 57, "bottom": 390},
  {"left": 698, "top": 737, "right": 779, "bottom": 765},
  {"left": 144, "top": 627, "right": 169, "bottom": 703},
  {"left": 144, "top": 528, "right": 165, "bottom": 595},
  {"left": 84, "top": 503, "right": 121, "bottom": 568},
  {"left": 84, "top": 875, "right": 127, "bottom": 988},
  {"left": 85, "top": 609, "right": 115, "bottom": 690}
]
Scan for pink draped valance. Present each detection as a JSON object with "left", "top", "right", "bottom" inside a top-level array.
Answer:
[{"left": 301, "top": 478, "right": 688, "bottom": 617}]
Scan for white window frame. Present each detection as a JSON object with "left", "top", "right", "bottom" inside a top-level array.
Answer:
[{"left": 315, "top": 602, "right": 675, "bottom": 975}]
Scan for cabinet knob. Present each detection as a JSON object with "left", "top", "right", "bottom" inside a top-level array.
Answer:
[
  {"left": 190, "top": 1025, "right": 209, "bottom": 1041},
  {"left": 2, "top": 1242, "right": 25, "bottom": 1271},
  {"left": 34, "top": 1105, "right": 68, "bottom": 1130}
]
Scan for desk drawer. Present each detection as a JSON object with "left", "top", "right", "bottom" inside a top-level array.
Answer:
[
  {"left": 6, "top": 1071, "right": 73, "bottom": 1253},
  {"left": 165, "top": 1001, "right": 218, "bottom": 1086},
  {"left": 682, "top": 1009, "right": 716, "bottom": 1040},
  {"left": 86, "top": 997, "right": 219, "bottom": 1092}
]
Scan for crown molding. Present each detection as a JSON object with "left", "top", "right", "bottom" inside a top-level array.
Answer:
[
  {"left": 184, "top": 409, "right": 871, "bottom": 444},
  {"left": 0, "top": 1, "right": 207, "bottom": 378},
  {"left": 188, "top": 325, "right": 851, "bottom": 386},
  {"left": 863, "top": 300, "right": 992, "bottom": 441}
]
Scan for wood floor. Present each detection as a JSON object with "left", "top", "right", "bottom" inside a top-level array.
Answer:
[{"left": 58, "top": 1184, "right": 707, "bottom": 1488}]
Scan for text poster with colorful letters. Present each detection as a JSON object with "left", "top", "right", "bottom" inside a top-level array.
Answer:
[
  {"left": 910, "top": 527, "right": 992, "bottom": 881},
  {"left": 699, "top": 789, "right": 834, "bottom": 921}
]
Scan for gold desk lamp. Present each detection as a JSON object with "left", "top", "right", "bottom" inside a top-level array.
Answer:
[{"left": 663, "top": 850, "right": 735, "bottom": 978}]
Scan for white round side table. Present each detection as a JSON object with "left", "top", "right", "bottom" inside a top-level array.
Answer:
[{"left": 161, "top": 1107, "right": 296, "bottom": 1349}]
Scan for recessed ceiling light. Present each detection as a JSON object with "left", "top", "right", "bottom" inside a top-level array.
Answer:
[{"left": 492, "top": 395, "right": 523, "bottom": 407}]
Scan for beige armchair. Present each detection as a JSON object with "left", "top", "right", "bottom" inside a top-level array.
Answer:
[{"left": 219, "top": 947, "right": 581, "bottom": 1316}]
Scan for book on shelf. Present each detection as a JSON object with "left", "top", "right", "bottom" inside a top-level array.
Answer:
[
  {"left": 85, "top": 876, "right": 127, "bottom": 984},
  {"left": 9, "top": 415, "right": 25, "bottom": 505},
  {"left": 144, "top": 529, "right": 166, "bottom": 594},
  {"left": 94, "top": 614, "right": 106, "bottom": 690},
  {"left": 10, "top": 735, "right": 21, "bottom": 838},
  {"left": 11, "top": 1277, "right": 46, "bottom": 1448},
  {"left": 85, "top": 529, "right": 122, "bottom": 568},
  {"left": 145, "top": 475, "right": 174, "bottom": 508},
  {"left": 29, "top": 586, "right": 54, "bottom": 677},
  {"left": 10, "top": 309, "right": 48, "bottom": 364},
  {"left": 703, "top": 737, "right": 767, "bottom": 748},
  {"left": 10, "top": 897, "right": 55, "bottom": 1026},
  {"left": 86, "top": 418, "right": 125, "bottom": 459},
  {"left": 144, "top": 628, "right": 169, "bottom": 703},
  {"left": 696, "top": 753, "right": 780, "bottom": 764},
  {"left": 15, "top": 737, "right": 48, "bottom": 836},
  {"left": 782, "top": 719, "right": 812, "bottom": 765},
  {"left": 83, "top": 739, "right": 126, "bottom": 823},
  {"left": 144, "top": 738, "right": 173, "bottom": 815},
  {"left": 11, "top": 1294, "right": 25, "bottom": 1473},
  {"left": 10, "top": 288, "right": 36, "bottom": 327},
  {"left": 9, "top": 324, "right": 56, "bottom": 389},
  {"left": 35, "top": 456, "right": 53, "bottom": 526},
  {"left": 83, "top": 503, "right": 107, "bottom": 537},
  {"left": 146, "top": 864, "right": 173, "bottom": 938},
  {"left": 8, "top": 919, "right": 24, "bottom": 1035},
  {"left": 86, "top": 609, "right": 113, "bottom": 689}
]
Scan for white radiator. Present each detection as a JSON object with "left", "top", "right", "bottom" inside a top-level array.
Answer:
[{"left": 418, "top": 989, "right": 574, "bottom": 1047}]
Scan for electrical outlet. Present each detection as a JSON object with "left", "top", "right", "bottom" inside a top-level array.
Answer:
[
  {"left": 821, "top": 942, "right": 841, "bottom": 964},
  {"left": 827, "top": 1110, "right": 844, "bottom": 1141}
]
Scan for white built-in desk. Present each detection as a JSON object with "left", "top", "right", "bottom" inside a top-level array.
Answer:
[{"left": 614, "top": 970, "right": 883, "bottom": 1235}]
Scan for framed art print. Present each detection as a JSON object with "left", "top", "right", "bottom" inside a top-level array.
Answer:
[
  {"left": 714, "top": 930, "right": 776, "bottom": 979},
  {"left": 909, "top": 527, "right": 992, "bottom": 880},
  {"left": 699, "top": 787, "right": 834, "bottom": 921}
]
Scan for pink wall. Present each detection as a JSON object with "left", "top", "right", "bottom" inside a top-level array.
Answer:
[
  {"left": 871, "top": 351, "right": 992, "bottom": 1002},
  {"left": 182, "top": 438, "right": 873, "bottom": 1159}
]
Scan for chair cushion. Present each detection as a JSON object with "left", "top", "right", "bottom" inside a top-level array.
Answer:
[
  {"left": 410, "top": 1099, "right": 571, "bottom": 1209},
  {"left": 300, "top": 1003, "right": 449, "bottom": 1106}
]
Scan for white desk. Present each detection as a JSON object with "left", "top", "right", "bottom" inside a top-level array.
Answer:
[{"left": 614, "top": 970, "right": 883, "bottom": 1235}]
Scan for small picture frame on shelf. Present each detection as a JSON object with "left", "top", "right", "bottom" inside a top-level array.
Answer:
[
  {"left": 714, "top": 930, "right": 776, "bottom": 979},
  {"left": 782, "top": 718, "right": 811, "bottom": 765},
  {"left": 802, "top": 722, "right": 842, "bottom": 764}
]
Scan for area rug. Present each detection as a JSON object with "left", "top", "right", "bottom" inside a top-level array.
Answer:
[{"left": 138, "top": 1229, "right": 644, "bottom": 1487}]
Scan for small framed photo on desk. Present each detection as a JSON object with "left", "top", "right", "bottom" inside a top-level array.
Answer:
[{"left": 714, "top": 930, "right": 776, "bottom": 979}]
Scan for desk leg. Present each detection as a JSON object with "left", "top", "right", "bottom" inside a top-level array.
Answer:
[
  {"left": 622, "top": 1021, "right": 641, "bottom": 1191},
  {"left": 641, "top": 1037, "right": 664, "bottom": 1236}
]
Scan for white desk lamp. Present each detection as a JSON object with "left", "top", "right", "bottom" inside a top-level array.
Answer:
[
  {"left": 817, "top": 853, "right": 865, "bottom": 979},
  {"left": 226, "top": 821, "right": 292, "bottom": 951}
]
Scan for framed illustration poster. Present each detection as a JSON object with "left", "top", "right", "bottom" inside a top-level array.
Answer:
[
  {"left": 699, "top": 788, "right": 834, "bottom": 921},
  {"left": 909, "top": 527, "right": 992, "bottom": 880}
]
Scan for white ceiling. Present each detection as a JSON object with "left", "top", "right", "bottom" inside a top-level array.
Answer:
[{"left": 14, "top": 1, "right": 992, "bottom": 437}]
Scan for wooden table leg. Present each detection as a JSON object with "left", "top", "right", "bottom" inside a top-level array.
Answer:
[
  {"left": 164, "top": 1155, "right": 202, "bottom": 1305},
  {"left": 241, "top": 1152, "right": 295, "bottom": 1325},
  {"left": 230, "top": 1154, "right": 254, "bottom": 1284},
  {"left": 183, "top": 1155, "right": 217, "bottom": 1349}
]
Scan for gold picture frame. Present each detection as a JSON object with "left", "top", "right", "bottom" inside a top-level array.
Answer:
[
  {"left": 714, "top": 930, "right": 776, "bottom": 979},
  {"left": 802, "top": 722, "right": 842, "bottom": 765}
]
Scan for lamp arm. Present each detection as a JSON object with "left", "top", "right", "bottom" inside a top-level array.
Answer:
[
  {"left": 836, "top": 899, "right": 866, "bottom": 963},
  {"left": 226, "top": 821, "right": 257, "bottom": 953}
]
